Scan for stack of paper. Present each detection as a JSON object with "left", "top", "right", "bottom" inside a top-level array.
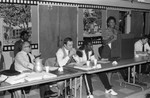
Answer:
[
  {"left": 5, "top": 72, "right": 57, "bottom": 84},
  {"left": 25, "top": 72, "right": 57, "bottom": 81},
  {"left": 25, "top": 72, "right": 43, "bottom": 81},
  {"left": 5, "top": 74, "right": 26, "bottom": 84},
  {"left": 0, "top": 75, "right": 8, "bottom": 81},
  {"left": 42, "top": 72, "right": 57, "bottom": 79}
]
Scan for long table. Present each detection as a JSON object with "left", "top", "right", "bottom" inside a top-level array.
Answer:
[
  {"left": 0, "top": 56, "right": 148, "bottom": 98},
  {"left": 0, "top": 67, "right": 84, "bottom": 98},
  {"left": 72, "top": 56, "right": 149, "bottom": 94},
  {"left": 79, "top": 56, "right": 148, "bottom": 74}
]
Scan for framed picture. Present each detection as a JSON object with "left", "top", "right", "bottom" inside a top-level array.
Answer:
[
  {"left": 83, "top": 8, "right": 102, "bottom": 37},
  {"left": 0, "top": 4, "right": 32, "bottom": 45}
]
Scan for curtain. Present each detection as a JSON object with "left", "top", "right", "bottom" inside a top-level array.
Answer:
[
  {"left": 131, "top": 11, "right": 144, "bottom": 38},
  {"left": 39, "top": 5, "right": 77, "bottom": 62}
]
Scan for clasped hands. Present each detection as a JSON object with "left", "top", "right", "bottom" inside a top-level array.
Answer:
[{"left": 68, "top": 48, "right": 77, "bottom": 58}]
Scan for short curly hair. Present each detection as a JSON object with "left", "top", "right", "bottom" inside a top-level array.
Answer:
[
  {"left": 107, "top": 16, "right": 116, "bottom": 27},
  {"left": 145, "top": 93, "right": 150, "bottom": 98},
  {"left": 20, "top": 30, "right": 29, "bottom": 38},
  {"left": 63, "top": 37, "right": 73, "bottom": 45}
]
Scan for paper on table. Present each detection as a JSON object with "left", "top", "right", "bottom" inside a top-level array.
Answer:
[
  {"left": 43, "top": 72, "right": 57, "bottom": 79},
  {"left": 0, "top": 75, "right": 8, "bottom": 81},
  {"left": 25, "top": 72, "right": 43, "bottom": 81},
  {"left": 74, "top": 66, "right": 95, "bottom": 71},
  {"left": 25, "top": 72, "right": 57, "bottom": 81},
  {"left": 5, "top": 73, "right": 26, "bottom": 84},
  {"left": 49, "top": 67, "right": 58, "bottom": 71},
  {"left": 97, "top": 60, "right": 110, "bottom": 64}
]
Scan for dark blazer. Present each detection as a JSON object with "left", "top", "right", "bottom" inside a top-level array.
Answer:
[{"left": 14, "top": 40, "right": 24, "bottom": 57}]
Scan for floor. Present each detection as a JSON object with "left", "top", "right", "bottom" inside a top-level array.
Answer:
[{"left": 1, "top": 73, "right": 150, "bottom": 98}]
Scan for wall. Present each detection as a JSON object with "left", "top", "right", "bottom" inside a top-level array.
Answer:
[
  {"left": 3, "top": 0, "right": 150, "bottom": 68},
  {"left": 31, "top": 6, "right": 38, "bottom": 43},
  {"left": 47, "top": 0, "right": 150, "bottom": 10}
]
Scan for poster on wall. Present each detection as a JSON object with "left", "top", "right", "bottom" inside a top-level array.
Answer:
[
  {"left": 83, "top": 8, "right": 102, "bottom": 37},
  {"left": 0, "top": 4, "right": 32, "bottom": 46}
]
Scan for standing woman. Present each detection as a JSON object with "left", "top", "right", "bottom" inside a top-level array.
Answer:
[
  {"left": 101, "top": 16, "right": 118, "bottom": 84},
  {"left": 101, "top": 16, "right": 118, "bottom": 59},
  {"left": 77, "top": 40, "right": 118, "bottom": 98},
  {"left": 101, "top": 16, "right": 128, "bottom": 84}
]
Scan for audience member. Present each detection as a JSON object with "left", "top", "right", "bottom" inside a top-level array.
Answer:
[
  {"left": 77, "top": 40, "right": 118, "bottom": 98},
  {"left": 14, "top": 30, "right": 30, "bottom": 57}
]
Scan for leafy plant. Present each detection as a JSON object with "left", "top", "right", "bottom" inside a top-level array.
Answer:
[
  {"left": 0, "top": 4, "right": 31, "bottom": 30},
  {"left": 83, "top": 9, "right": 102, "bottom": 33}
]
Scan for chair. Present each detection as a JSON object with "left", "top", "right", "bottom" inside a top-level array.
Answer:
[
  {"left": 1, "top": 61, "right": 27, "bottom": 98},
  {"left": 44, "top": 58, "right": 60, "bottom": 96},
  {"left": 45, "top": 57, "right": 58, "bottom": 67},
  {"left": 98, "top": 45, "right": 104, "bottom": 59},
  {"left": 45, "top": 58, "right": 81, "bottom": 97}
]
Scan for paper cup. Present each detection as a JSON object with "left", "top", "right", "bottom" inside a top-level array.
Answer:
[
  {"left": 86, "top": 61, "right": 90, "bottom": 67},
  {"left": 97, "top": 64, "right": 102, "bottom": 68},
  {"left": 45, "top": 66, "right": 50, "bottom": 73},
  {"left": 58, "top": 66, "right": 63, "bottom": 72},
  {"left": 94, "top": 59, "right": 97, "bottom": 66}
]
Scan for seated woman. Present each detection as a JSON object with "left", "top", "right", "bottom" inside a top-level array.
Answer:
[
  {"left": 77, "top": 40, "right": 118, "bottom": 98},
  {"left": 0, "top": 41, "right": 5, "bottom": 98},
  {"left": 0, "top": 41, "right": 5, "bottom": 72}
]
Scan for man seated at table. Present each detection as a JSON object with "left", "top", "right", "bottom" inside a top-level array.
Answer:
[
  {"left": 56, "top": 37, "right": 79, "bottom": 97},
  {"left": 134, "top": 35, "right": 150, "bottom": 75},
  {"left": 76, "top": 39, "right": 118, "bottom": 98},
  {"left": 15, "top": 41, "right": 57, "bottom": 98}
]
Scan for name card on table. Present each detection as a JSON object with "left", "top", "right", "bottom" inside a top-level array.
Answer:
[{"left": 0, "top": 75, "right": 8, "bottom": 82}]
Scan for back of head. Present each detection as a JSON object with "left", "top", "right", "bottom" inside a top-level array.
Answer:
[
  {"left": 145, "top": 93, "right": 150, "bottom": 98},
  {"left": 83, "top": 39, "right": 92, "bottom": 49}
]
